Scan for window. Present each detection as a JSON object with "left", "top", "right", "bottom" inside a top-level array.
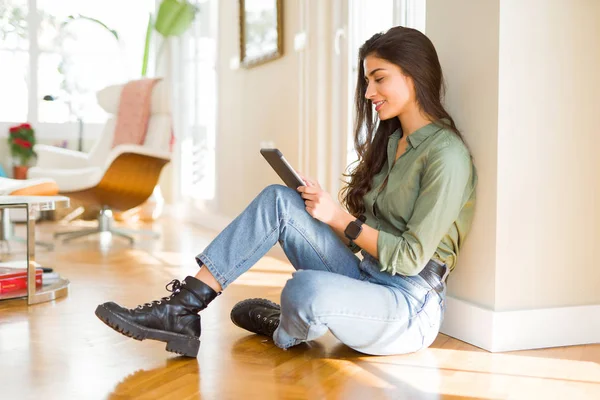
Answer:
[
  {"left": 177, "top": 0, "right": 218, "bottom": 201},
  {"left": 0, "top": 0, "right": 154, "bottom": 140},
  {"left": 345, "top": 0, "right": 426, "bottom": 169},
  {"left": 0, "top": 0, "right": 29, "bottom": 122}
]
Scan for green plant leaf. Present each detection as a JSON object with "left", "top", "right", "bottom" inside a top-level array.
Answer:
[
  {"left": 141, "top": 13, "right": 154, "bottom": 77},
  {"left": 155, "top": 0, "right": 196, "bottom": 37},
  {"left": 63, "top": 14, "right": 119, "bottom": 41}
]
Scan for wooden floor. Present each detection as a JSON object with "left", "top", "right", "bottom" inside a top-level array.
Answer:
[{"left": 1, "top": 217, "right": 599, "bottom": 400}]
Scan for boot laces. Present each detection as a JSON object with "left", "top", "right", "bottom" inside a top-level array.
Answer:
[
  {"left": 255, "top": 312, "right": 279, "bottom": 336},
  {"left": 137, "top": 279, "right": 185, "bottom": 309}
]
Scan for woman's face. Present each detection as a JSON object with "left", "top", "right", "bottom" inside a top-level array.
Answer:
[{"left": 363, "top": 55, "right": 416, "bottom": 121}]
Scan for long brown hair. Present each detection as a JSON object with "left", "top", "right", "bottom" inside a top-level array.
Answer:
[{"left": 340, "top": 26, "right": 465, "bottom": 217}]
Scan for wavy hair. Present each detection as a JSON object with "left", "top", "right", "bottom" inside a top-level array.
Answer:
[{"left": 340, "top": 26, "right": 464, "bottom": 216}]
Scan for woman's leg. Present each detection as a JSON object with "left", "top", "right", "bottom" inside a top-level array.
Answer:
[
  {"left": 96, "top": 184, "right": 361, "bottom": 357},
  {"left": 273, "top": 269, "right": 445, "bottom": 355},
  {"left": 195, "top": 184, "right": 363, "bottom": 291}
]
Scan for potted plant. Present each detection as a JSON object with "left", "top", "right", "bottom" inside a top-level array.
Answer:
[
  {"left": 7, "top": 123, "right": 36, "bottom": 179},
  {"left": 141, "top": 0, "right": 197, "bottom": 76}
]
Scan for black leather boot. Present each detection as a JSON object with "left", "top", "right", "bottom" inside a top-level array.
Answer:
[
  {"left": 230, "top": 298, "right": 281, "bottom": 338},
  {"left": 95, "top": 276, "right": 218, "bottom": 357}
]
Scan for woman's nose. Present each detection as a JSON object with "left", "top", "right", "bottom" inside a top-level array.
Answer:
[{"left": 364, "top": 82, "right": 376, "bottom": 100}]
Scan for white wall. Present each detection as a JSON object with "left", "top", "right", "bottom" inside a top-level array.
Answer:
[
  {"left": 429, "top": 0, "right": 600, "bottom": 312},
  {"left": 426, "top": 0, "right": 500, "bottom": 309},
  {"left": 428, "top": 0, "right": 600, "bottom": 351},
  {"left": 496, "top": 0, "right": 600, "bottom": 310},
  {"left": 212, "top": 0, "right": 301, "bottom": 218}
]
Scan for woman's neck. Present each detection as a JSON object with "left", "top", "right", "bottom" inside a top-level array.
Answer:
[{"left": 397, "top": 107, "right": 432, "bottom": 137}]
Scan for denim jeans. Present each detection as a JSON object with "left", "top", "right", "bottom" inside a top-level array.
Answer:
[{"left": 196, "top": 184, "right": 447, "bottom": 355}]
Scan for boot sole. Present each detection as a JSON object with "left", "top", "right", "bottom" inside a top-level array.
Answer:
[{"left": 95, "top": 304, "right": 200, "bottom": 358}]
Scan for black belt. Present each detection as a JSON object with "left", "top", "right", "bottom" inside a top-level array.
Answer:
[{"left": 418, "top": 260, "right": 448, "bottom": 294}]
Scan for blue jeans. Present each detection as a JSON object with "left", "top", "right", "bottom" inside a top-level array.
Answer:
[{"left": 196, "top": 184, "right": 446, "bottom": 355}]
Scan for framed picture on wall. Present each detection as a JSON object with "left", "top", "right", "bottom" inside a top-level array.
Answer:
[{"left": 239, "top": 0, "right": 283, "bottom": 68}]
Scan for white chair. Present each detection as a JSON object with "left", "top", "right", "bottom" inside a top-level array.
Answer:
[{"left": 28, "top": 80, "right": 172, "bottom": 244}]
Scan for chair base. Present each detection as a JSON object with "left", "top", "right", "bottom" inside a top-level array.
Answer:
[{"left": 54, "top": 207, "right": 159, "bottom": 245}]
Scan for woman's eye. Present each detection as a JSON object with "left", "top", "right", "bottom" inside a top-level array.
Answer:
[{"left": 375, "top": 77, "right": 384, "bottom": 83}]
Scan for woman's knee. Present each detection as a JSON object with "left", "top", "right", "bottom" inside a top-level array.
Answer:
[
  {"left": 259, "top": 184, "right": 304, "bottom": 213},
  {"left": 260, "top": 184, "right": 295, "bottom": 199},
  {"left": 280, "top": 270, "right": 330, "bottom": 318}
]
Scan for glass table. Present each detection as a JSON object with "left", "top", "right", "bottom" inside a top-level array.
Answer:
[{"left": 0, "top": 195, "right": 70, "bottom": 305}]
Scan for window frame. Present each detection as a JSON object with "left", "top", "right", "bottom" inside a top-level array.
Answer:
[{"left": 0, "top": 0, "right": 150, "bottom": 144}]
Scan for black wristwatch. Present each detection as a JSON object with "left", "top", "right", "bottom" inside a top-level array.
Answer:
[{"left": 344, "top": 215, "right": 366, "bottom": 241}]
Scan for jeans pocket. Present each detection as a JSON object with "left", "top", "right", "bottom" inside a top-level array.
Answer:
[{"left": 420, "top": 291, "right": 443, "bottom": 329}]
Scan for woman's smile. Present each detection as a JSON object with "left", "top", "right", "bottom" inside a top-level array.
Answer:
[{"left": 374, "top": 100, "right": 386, "bottom": 112}]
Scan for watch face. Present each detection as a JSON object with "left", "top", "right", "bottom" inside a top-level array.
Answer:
[{"left": 345, "top": 221, "right": 362, "bottom": 239}]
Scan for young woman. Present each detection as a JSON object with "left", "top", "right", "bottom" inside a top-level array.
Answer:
[{"left": 95, "top": 26, "right": 477, "bottom": 358}]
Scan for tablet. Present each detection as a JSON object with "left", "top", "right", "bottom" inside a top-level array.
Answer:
[{"left": 260, "top": 148, "right": 305, "bottom": 189}]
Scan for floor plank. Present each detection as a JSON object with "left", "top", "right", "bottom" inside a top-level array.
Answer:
[{"left": 0, "top": 218, "right": 599, "bottom": 399}]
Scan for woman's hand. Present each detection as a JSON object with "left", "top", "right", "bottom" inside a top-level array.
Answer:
[
  {"left": 296, "top": 172, "right": 342, "bottom": 225},
  {"left": 296, "top": 171, "right": 320, "bottom": 190}
]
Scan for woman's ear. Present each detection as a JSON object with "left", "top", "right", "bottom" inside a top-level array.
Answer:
[{"left": 404, "top": 74, "right": 418, "bottom": 100}]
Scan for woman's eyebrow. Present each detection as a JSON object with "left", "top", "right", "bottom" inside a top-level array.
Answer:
[{"left": 365, "top": 68, "right": 385, "bottom": 78}]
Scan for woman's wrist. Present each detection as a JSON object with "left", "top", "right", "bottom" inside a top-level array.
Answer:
[{"left": 331, "top": 209, "right": 355, "bottom": 234}]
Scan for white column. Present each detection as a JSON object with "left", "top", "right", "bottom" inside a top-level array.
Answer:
[{"left": 427, "top": 0, "right": 600, "bottom": 352}]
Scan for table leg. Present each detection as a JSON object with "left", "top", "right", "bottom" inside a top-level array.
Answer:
[
  {"left": 27, "top": 204, "right": 36, "bottom": 303},
  {"left": 26, "top": 204, "right": 69, "bottom": 305}
]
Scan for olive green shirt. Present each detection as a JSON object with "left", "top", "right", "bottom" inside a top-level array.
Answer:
[{"left": 361, "top": 120, "right": 477, "bottom": 276}]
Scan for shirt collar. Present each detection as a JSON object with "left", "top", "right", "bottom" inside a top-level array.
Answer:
[
  {"left": 405, "top": 118, "right": 448, "bottom": 149},
  {"left": 386, "top": 118, "right": 449, "bottom": 170}
]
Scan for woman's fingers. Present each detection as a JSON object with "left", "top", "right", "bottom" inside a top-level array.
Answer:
[
  {"left": 296, "top": 171, "right": 309, "bottom": 185},
  {"left": 297, "top": 171, "right": 320, "bottom": 188},
  {"left": 298, "top": 186, "right": 319, "bottom": 194}
]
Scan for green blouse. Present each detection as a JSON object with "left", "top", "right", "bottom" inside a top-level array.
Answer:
[{"left": 360, "top": 120, "right": 477, "bottom": 276}]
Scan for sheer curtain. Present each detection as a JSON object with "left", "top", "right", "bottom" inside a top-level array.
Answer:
[{"left": 166, "top": 0, "right": 218, "bottom": 203}]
